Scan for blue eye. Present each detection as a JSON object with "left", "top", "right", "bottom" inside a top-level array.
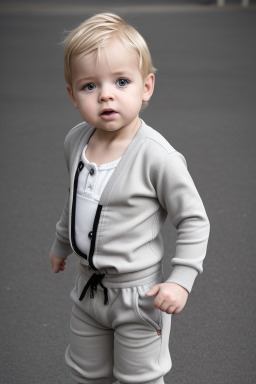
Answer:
[
  {"left": 116, "top": 78, "right": 129, "bottom": 87},
  {"left": 84, "top": 83, "right": 95, "bottom": 91}
]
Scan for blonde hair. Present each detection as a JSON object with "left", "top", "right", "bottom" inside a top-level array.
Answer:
[{"left": 63, "top": 13, "right": 156, "bottom": 108}]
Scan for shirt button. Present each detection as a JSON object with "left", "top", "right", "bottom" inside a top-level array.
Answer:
[
  {"left": 89, "top": 169, "right": 94, "bottom": 176},
  {"left": 88, "top": 231, "right": 93, "bottom": 239},
  {"left": 78, "top": 162, "right": 84, "bottom": 171}
]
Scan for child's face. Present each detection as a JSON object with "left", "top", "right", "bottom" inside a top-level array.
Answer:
[{"left": 67, "top": 39, "right": 154, "bottom": 134}]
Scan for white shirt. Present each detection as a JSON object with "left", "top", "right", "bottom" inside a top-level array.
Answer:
[{"left": 75, "top": 145, "right": 121, "bottom": 255}]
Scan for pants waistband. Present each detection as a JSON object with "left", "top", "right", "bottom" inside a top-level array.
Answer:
[{"left": 78, "top": 262, "right": 163, "bottom": 288}]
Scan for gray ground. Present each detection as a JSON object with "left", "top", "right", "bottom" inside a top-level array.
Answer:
[{"left": 0, "top": 1, "right": 256, "bottom": 384}]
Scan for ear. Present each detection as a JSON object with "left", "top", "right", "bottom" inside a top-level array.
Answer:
[
  {"left": 66, "top": 85, "right": 78, "bottom": 109},
  {"left": 143, "top": 73, "right": 155, "bottom": 102}
]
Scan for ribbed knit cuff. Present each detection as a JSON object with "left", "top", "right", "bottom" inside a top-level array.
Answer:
[
  {"left": 51, "top": 238, "right": 72, "bottom": 259},
  {"left": 165, "top": 265, "right": 199, "bottom": 293}
]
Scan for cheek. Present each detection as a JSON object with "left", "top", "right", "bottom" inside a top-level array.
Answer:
[
  {"left": 77, "top": 96, "right": 95, "bottom": 110},
  {"left": 127, "top": 94, "right": 143, "bottom": 112}
]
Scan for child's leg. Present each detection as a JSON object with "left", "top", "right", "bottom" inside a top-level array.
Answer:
[
  {"left": 66, "top": 303, "right": 116, "bottom": 384},
  {"left": 65, "top": 270, "right": 116, "bottom": 384},
  {"left": 113, "top": 282, "right": 172, "bottom": 384}
]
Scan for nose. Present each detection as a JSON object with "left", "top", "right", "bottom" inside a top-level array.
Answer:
[{"left": 98, "top": 83, "right": 114, "bottom": 102}]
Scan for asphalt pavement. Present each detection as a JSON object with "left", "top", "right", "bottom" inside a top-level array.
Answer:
[{"left": 0, "top": 2, "right": 256, "bottom": 384}]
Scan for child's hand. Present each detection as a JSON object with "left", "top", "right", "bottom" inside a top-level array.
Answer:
[
  {"left": 146, "top": 282, "right": 189, "bottom": 314},
  {"left": 50, "top": 252, "right": 67, "bottom": 273}
]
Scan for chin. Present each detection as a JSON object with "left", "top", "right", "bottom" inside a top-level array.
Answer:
[{"left": 98, "top": 122, "right": 122, "bottom": 131}]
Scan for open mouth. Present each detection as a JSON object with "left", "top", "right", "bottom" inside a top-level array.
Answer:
[
  {"left": 100, "top": 109, "right": 117, "bottom": 120},
  {"left": 101, "top": 109, "right": 116, "bottom": 115}
]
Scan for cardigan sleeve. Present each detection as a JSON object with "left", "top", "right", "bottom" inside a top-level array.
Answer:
[
  {"left": 50, "top": 133, "right": 73, "bottom": 259},
  {"left": 51, "top": 195, "right": 73, "bottom": 258},
  {"left": 155, "top": 151, "right": 210, "bottom": 292}
]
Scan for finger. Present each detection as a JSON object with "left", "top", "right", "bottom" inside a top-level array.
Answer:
[
  {"left": 172, "top": 305, "right": 183, "bottom": 314},
  {"left": 60, "top": 259, "right": 67, "bottom": 271},
  {"left": 167, "top": 304, "right": 183, "bottom": 314},
  {"left": 166, "top": 305, "right": 176, "bottom": 314},
  {"left": 53, "top": 261, "right": 62, "bottom": 273},
  {"left": 146, "top": 285, "right": 160, "bottom": 297},
  {"left": 153, "top": 295, "right": 164, "bottom": 309},
  {"left": 53, "top": 265, "right": 60, "bottom": 273},
  {"left": 159, "top": 301, "right": 171, "bottom": 313}
]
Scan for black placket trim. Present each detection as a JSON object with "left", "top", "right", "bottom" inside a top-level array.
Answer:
[
  {"left": 71, "top": 161, "right": 88, "bottom": 260},
  {"left": 88, "top": 204, "right": 102, "bottom": 270},
  {"left": 71, "top": 161, "right": 102, "bottom": 270}
]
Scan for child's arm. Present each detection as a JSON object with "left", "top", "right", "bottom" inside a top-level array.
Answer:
[
  {"left": 50, "top": 195, "right": 73, "bottom": 269},
  {"left": 49, "top": 128, "right": 75, "bottom": 271},
  {"left": 50, "top": 252, "right": 67, "bottom": 273},
  {"left": 150, "top": 151, "right": 210, "bottom": 313},
  {"left": 146, "top": 282, "right": 188, "bottom": 314}
]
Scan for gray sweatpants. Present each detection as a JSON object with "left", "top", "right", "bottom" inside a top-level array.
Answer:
[{"left": 65, "top": 263, "right": 172, "bottom": 384}]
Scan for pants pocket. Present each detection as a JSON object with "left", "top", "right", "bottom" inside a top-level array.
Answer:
[{"left": 134, "top": 285, "right": 162, "bottom": 332}]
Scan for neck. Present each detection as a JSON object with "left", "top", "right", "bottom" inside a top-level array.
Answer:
[
  {"left": 85, "top": 117, "right": 142, "bottom": 165},
  {"left": 94, "top": 117, "right": 141, "bottom": 145}
]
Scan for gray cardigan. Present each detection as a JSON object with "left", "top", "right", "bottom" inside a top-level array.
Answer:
[{"left": 51, "top": 120, "right": 210, "bottom": 292}]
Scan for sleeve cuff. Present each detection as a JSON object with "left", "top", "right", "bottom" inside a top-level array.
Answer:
[
  {"left": 165, "top": 265, "right": 199, "bottom": 293},
  {"left": 51, "top": 238, "right": 72, "bottom": 259}
]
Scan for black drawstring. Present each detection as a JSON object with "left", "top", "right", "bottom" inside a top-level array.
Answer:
[{"left": 79, "top": 273, "right": 109, "bottom": 305}]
